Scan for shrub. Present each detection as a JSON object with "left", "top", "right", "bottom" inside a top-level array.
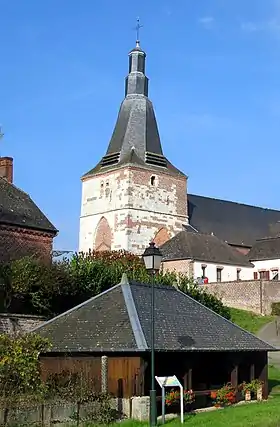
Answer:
[{"left": 271, "top": 302, "right": 280, "bottom": 316}]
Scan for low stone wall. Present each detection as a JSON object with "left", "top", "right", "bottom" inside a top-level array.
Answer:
[
  {"left": 0, "top": 396, "right": 150, "bottom": 425},
  {"left": 0, "top": 313, "right": 46, "bottom": 335},
  {"left": 203, "top": 279, "right": 280, "bottom": 315}
]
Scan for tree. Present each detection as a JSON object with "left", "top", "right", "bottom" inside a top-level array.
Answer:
[{"left": 1, "top": 251, "right": 230, "bottom": 320}]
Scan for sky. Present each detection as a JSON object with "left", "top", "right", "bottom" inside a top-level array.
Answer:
[{"left": 1, "top": 0, "right": 280, "bottom": 251}]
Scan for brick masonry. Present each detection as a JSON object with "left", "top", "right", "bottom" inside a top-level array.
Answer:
[
  {"left": 162, "top": 259, "right": 194, "bottom": 277},
  {"left": 0, "top": 313, "right": 46, "bottom": 335},
  {"left": 204, "top": 279, "right": 280, "bottom": 315},
  {"left": 79, "top": 165, "right": 188, "bottom": 255},
  {"left": 0, "top": 224, "right": 54, "bottom": 263}
]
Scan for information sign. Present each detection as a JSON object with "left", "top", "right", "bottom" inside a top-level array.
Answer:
[{"left": 155, "top": 375, "right": 184, "bottom": 424}]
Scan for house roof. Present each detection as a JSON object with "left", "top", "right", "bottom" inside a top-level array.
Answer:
[
  {"left": 33, "top": 277, "right": 273, "bottom": 353},
  {"left": 248, "top": 237, "right": 280, "bottom": 261},
  {"left": 0, "top": 178, "right": 57, "bottom": 234},
  {"left": 188, "top": 194, "right": 280, "bottom": 247},
  {"left": 160, "top": 229, "right": 253, "bottom": 267}
]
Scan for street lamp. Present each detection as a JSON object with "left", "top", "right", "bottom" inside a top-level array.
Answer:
[{"left": 142, "top": 241, "right": 163, "bottom": 427}]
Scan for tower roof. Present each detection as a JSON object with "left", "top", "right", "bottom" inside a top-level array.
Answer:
[{"left": 83, "top": 43, "right": 185, "bottom": 178}]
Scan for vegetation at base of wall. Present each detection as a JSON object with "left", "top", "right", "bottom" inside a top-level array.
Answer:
[
  {"left": 271, "top": 302, "right": 280, "bottom": 316},
  {"left": 0, "top": 333, "right": 50, "bottom": 404},
  {"left": 0, "top": 251, "right": 230, "bottom": 320},
  {"left": 229, "top": 307, "right": 275, "bottom": 334}
]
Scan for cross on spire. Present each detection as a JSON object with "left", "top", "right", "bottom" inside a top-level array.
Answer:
[{"left": 135, "top": 17, "right": 143, "bottom": 46}]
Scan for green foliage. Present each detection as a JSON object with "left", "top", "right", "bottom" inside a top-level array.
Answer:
[
  {"left": 0, "top": 333, "right": 50, "bottom": 400},
  {"left": 271, "top": 302, "right": 280, "bottom": 316},
  {"left": 1, "top": 250, "right": 230, "bottom": 320}
]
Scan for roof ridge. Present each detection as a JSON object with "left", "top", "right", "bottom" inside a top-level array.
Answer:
[
  {"left": 121, "top": 283, "right": 147, "bottom": 350},
  {"left": 174, "top": 286, "right": 276, "bottom": 351},
  {"left": 30, "top": 282, "right": 122, "bottom": 333}
]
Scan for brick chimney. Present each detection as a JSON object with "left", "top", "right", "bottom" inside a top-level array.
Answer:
[{"left": 0, "top": 157, "right": 13, "bottom": 183}]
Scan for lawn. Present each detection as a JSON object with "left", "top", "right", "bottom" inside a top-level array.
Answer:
[
  {"left": 229, "top": 307, "right": 275, "bottom": 334},
  {"left": 76, "top": 396, "right": 280, "bottom": 427}
]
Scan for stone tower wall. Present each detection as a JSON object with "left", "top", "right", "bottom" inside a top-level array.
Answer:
[{"left": 79, "top": 165, "right": 187, "bottom": 254}]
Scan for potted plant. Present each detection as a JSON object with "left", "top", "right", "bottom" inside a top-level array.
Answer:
[
  {"left": 211, "top": 383, "right": 236, "bottom": 407},
  {"left": 249, "top": 379, "right": 263, "bottom": 401},
  {"left": 238, "top": 382, "right": 252, "bottom": 401},
  {"left": 165, "top": 388, "right": 195, "bottom": 410}
]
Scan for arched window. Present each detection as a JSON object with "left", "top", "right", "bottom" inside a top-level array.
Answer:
[
  {"left": 94, "top": 217, "right": 112, "bottom": 251},
  {"left": 150, "top": 175, "right": 156, "bottom": 186}
]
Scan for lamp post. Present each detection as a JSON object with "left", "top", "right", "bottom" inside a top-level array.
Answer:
[{"left": 142, "top": 241, "right": 163, "bottom": 427}]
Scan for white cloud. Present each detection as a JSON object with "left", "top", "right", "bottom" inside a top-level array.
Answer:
[
  {"left": 198, "top": 16, "right": 215, "bottom": 30},
  {"left": 241, "top": 19, "right": 280, "bottom": 35}
]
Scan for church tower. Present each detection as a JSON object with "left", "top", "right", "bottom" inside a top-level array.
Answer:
[{"left": 79, "top": 40, "right": 188, "bottom": 254}]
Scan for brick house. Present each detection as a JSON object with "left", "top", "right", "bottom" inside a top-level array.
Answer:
[
  {"left": 0, "top": 157, "right": 58, "bottom": 263},
  {"left": 79, "top": 40, "right": 280, "bottom": 264}
]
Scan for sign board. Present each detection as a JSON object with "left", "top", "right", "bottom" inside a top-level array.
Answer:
[{"left": 155, "top": 375, "right": 184, "bottom": 424}]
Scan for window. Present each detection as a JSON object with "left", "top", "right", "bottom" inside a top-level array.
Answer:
[
  {"left": 272, "top": 269, "right": 279, "bottom": 280},
  {"left": 237, "top": 269, "right": 241, "bottom": 281},
  {"left": 259, "top": 270, "right": 270, "bottom": 280},
  {"left": 100, "top": 181, "right": 104, "bottom": 188},
  {"left": 150, "top": 175, "right": 156, "bottom": 186},
  {"left": 202, "top": 265, "right": 206, "bottom": 278},
  {"left": 254, "top": 271, "right": 258, "bottom": 280},
  {"left": 216, "top": 268, "right": 222, "bottom": 283}
]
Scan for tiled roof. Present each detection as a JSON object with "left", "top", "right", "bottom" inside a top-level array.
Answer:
[
  {"left": 34, "top": 277, "right": 274, "bottom": 352},
  {"left": 160, "top": 229, "right": 253, "bottom": 267},
  {"left": 0, "top": 178, "right": 57, "bottom": 233},
  {"left": 188, "top": 194, "right": 280, "bottom": 247},
  {"left": 248, "top": 237, "right": 280, "bottom": 261}
]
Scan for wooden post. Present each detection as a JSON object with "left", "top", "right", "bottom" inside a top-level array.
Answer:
[
  {"left": 188, "top": 368, "right": 193, "bottom": 390},
  {"left": 250, "top": 363, "right": 255, "bottom": 381},
  {"left": 231, "top": 365, "right": 238, "bottom": 390},
  {"left": 258, "top": 353, "right": 268, "bottom": 399}
]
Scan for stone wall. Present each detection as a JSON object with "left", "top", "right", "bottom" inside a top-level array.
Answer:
[
  {"left": 203, "top": 279, "right": 280, "bottom": 315},
  {"left": 0, "top": 224, "right": 54, "bottom": 263},
  {"left": 162, "top": 259, "right": 194, "bottom": 277},
  {"left": 0, "top": 313, "right": 46, "bottom": 335},
  {"left": 79, "top": 165, "right": 187, "bottom": 255},
  {"left": 0, "top": 396, "right": 150, "bottom": 425}
]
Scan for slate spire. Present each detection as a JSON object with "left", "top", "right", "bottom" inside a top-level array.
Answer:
[
  {"left": 83, "top": 40, "right": 185, "bottom": 177},
  {"left": 125, "top": 42, "right": 148, "bottom": 96}
]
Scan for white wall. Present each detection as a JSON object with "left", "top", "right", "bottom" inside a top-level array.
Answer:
[
  {"left": 193, "top": 261, "right": 253, "bottom": 283},
  {"left": 252, "top": 259, "right": 280, "bottom": 279},
  {"left": 79, "top": 166, "right": 187, "bottom": 255}
]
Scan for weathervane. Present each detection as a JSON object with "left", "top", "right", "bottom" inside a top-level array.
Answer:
[
  {"left": 0, "top": 126, "right": 3, "bottom": 140},
  {"left": 135, "top": 17, "right": 143, "bottom": 45}
]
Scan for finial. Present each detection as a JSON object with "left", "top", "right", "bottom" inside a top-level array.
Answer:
[
  {"left": 0, "top": 126, "right": 4, "bottom": 140},
  {"left": 135, "top": 17, "right": 143, "bottom": 46}
]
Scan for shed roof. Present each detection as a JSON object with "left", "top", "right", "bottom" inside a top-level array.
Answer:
[{"left": 33, "top": 277, "right": 274, "bottom": 353}]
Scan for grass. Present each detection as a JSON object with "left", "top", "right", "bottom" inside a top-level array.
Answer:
[
  {"left": 229, "top": 307, "right": 275, "bottom": 334},
  {"left": 66, "top": 396, "right": 280, "bottom": 426}
]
